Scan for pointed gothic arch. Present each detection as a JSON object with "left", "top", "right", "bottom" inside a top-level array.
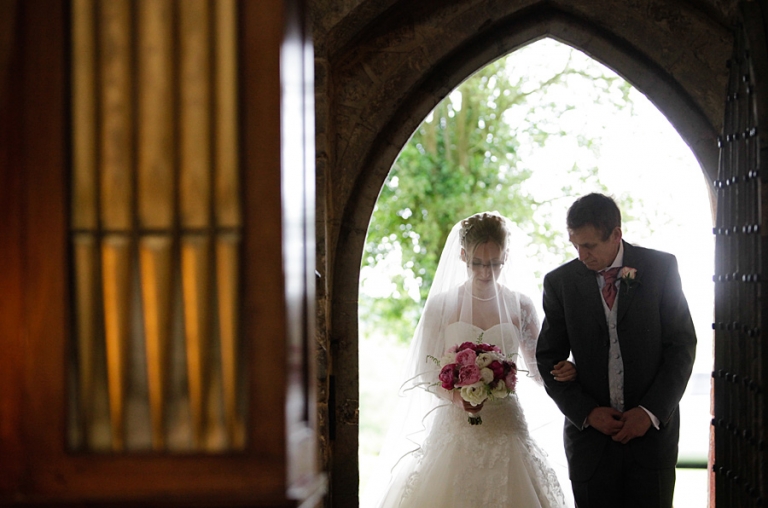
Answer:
[{"left": 317, "top": 2, "right": 735, "bottom": 506}]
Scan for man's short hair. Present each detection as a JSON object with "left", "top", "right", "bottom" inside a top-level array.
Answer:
[{"left": 566, "top": 193, "right": 621, "bottom": 241}]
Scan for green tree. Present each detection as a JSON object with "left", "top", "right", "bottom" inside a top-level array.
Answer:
[{"left": 361, "top": 42, "right": 637, "bottom": 343}]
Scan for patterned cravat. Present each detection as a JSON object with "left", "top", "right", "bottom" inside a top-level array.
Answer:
[{"left": 601, "top": 267, "right": 621, "bottom": 309}]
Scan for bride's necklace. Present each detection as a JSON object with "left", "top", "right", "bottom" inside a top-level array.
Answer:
[{"left": 471, "top": 293, "right": 497, "bottom": 302}]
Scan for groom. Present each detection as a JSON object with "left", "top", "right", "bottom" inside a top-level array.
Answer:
[{"left": 536, "top": 193, "right": 696, "bottom": 507}]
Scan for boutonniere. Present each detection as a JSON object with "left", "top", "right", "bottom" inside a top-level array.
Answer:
[{"left": 619, "top": 266, "right": 638, "bottom": 293}]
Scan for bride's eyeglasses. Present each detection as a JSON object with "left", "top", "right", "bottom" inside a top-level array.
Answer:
[{"left": 469, "top": 261, "right": 504, "bottom": 272}]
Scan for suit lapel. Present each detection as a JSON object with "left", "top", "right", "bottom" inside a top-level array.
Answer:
[
  {"left": 572, "top": 260, "right": 608, "bottom": 332},
  {"left": 617, "top": 241, "right": 639, "bottom": 323}
]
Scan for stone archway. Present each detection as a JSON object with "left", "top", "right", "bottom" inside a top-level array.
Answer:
[{"left": 313, "top": 2, "right": 733, "bottom": 505}]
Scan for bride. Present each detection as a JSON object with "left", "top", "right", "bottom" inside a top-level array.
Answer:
[{"left": 363, "top": 212, "right": 574, "bottom": 508}]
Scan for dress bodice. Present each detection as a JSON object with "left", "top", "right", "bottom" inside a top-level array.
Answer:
[{"left": 444, "top": 321, "right": 520, "bottom": 357}]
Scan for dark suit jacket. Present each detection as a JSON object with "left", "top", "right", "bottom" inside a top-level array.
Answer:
[{"left": 536, "top": 241, "right": 696, "bottom": 482}]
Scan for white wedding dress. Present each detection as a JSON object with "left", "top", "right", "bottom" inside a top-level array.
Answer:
[{"left": 374, "top": 321, "right": 566, "bottom": 508}]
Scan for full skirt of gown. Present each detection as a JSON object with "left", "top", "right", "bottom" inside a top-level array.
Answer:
[
  {"left": 378, "top": 323, "right": 565, "bottom": 508},
  {"left": 375, "top": 392, "right": 566, "bottom": 508}
]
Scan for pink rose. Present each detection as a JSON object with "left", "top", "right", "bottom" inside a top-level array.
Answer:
[
  {"left": 475, "top": 343, "right": 501, "bottom": 353},
  {"left": 457, "top": 342, "right": 477, "bottom": 352},
  {"left": 455, "top": 349, "right": 477, "bottom": 367},
  {"left": 439, "top": 364, "right": 457, "bottom": 390},
  {"left": 457, "top": 364, "right": 481, "bottom": 386},
  {"left": 488, "top": 360, "right": 504, "bottom": 380},
  {"left": 504, "top": 366, "right": 517, "bottom": 392},
  {"left": 503, "top": 359, "right": 517, "bottom": 373}
]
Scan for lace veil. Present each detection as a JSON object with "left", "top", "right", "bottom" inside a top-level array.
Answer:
[{"left": 362, "top": 211, "right": 544, "bottom": 507}]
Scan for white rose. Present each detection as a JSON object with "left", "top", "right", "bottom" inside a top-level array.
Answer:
[
  {"left": 475, "top": 353, "right": 493, "bottom": 368},
  {"left": 460, "top": 382, "right": 488, "bottom": 407},
  {"left": 480, "top": 367, "right": 494, "bottom": 384},
  {"left": 620, "top": 266, "right": 637, "bottom": 280},
  {"left": 440, "top": 352, "right": 457, "bottom": 365},
  {"left": 489, "top": 380, "right": 510, "bottom": 400},
  {"left": 489, "top": 351, "right": 505, "bottom": 362}
]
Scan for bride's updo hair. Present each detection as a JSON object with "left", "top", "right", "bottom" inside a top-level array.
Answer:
[{"left": 459, "top": 212, "right": 509, "bottom": 256}]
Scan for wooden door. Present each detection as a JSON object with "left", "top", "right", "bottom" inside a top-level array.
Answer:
[{"left": 713, "top": 2, "right": 768, "bottom": 506}]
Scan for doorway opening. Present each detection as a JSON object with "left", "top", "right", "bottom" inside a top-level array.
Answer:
[{"left": 358, "top": 38, "right": 713, "bottom": 508}]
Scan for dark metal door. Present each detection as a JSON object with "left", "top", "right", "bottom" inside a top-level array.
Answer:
[{"left": 713, "top": 3, "right": 768, "bottom": 506}]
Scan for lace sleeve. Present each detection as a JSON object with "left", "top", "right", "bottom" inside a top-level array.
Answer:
[{"left": 519, "top": 293, "right": 543, "bottom": 385}]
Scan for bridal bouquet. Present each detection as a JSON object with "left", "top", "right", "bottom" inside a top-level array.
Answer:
[{"left": 429, "top": 336, "right": 518, "bottom": 425}]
